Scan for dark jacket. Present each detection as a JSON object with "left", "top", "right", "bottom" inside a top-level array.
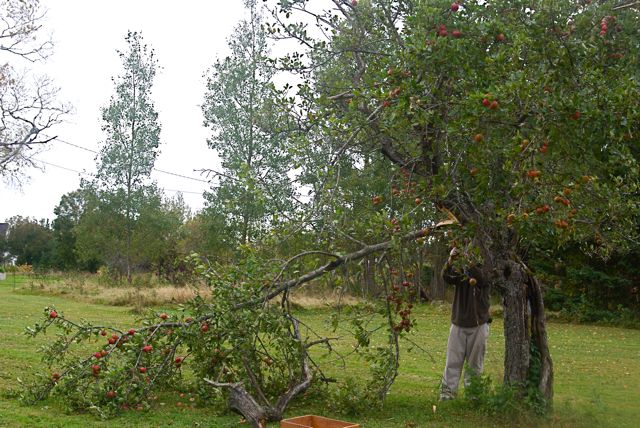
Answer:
[{"left": 443, "top": 264, "right": 491, "bottom": 328}]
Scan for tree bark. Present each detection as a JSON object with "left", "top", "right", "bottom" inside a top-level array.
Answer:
[
  {"left": 363, "top": 255, "right": 377, "bottom": 298},
  {"left": 429, "top": 241, "right": 447, "bottom": 301},
  {"left": 501, "top": 259, "right": 530, "bottom": 388},
  {"left": 528, "top": 273, "right": 554, "bottom": 402},
  {"left": 223, "top": 382, "right": 269, "bottom": 428},
  {"left": 495, "top": 255, "right": 553, "bottom": 403}
]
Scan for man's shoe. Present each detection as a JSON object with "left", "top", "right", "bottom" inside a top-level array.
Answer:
[{"left": 439, "top": 393, "right": 454, "bottom": 401}]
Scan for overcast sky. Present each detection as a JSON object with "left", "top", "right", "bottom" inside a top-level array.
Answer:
[{"left": 0, "top": 0, "right": 249, "bottom": 222}]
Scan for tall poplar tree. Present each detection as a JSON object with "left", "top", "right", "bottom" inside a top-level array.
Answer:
[
  {"left": 95, "top": 31, "right": 161, "bottom": 283},
  {"left": 202, "top": 0, "right": 295, "bottom": 247}
]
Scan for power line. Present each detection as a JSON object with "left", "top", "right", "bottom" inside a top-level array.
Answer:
[
  {"left": 53, "top": 137, "right": 98, "bottom": 154},
  {"left": 36, "top": 158, "right": 91, "bottom": 176},
  {"left": 51, "top": 136, "right": 212, "bottom": 184},
  {"left": 33, "top": 158, "right": 205, "bottom": 196},
  {"left": 154, "top": 168, "right": 210, "bottom": 184},
  {"left": 164, "top": 188, "right": 203, "bottom": 195}
]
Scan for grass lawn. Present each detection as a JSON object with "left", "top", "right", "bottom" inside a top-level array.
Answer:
[{"left": 1, "top": 275, "right": 639, "bottom": 427}]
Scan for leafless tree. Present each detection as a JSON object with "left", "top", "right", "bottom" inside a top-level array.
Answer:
[{"left": 0, "top": 0, "right": 69, "bottom": 182}]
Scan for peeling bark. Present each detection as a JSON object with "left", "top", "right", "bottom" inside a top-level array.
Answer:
[
  {"left": 528, "top": 274, "right": 554, "bottom": 403},
  {"left": 501, "top": 260, "right": 530, "bottom": 388}
]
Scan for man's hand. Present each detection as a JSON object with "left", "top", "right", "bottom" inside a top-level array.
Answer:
[{"left": 446, "top": 247, "right": 459, "bottom": 266}]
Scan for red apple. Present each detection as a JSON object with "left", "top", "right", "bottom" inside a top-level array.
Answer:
[
  {"left": 451, "top": 2, "right": 459, "bottom": 12},
  {"left": 482, "top": 98, "right": 490, "bottom": 107},
  {"left": 473, "top": 133, "right": 483, "bottom": 142},
  {"left": 159, "top": 313, "right": 168, "bottom": 320},
  {"left": 106, "top": 390, "right": 117, "bottom": 399},
  {"left": 452, "top": 30, "right": 462, "bottom": 38},
  {"left": 496, "top": 33, "right": 505, "bottom": 42},
  {"left": 49, "top": 310, "right": 58, "bottom": 319},
  {"left": 489, "top": 100, "right": 499, "bottom": 110},
  {"left": 139, "top": 366, "right": 147, "bottom": 374},
  {"left": 200, "top": 322, "right": 209, "bottom": 333},
  {"left": 100, "top": 330, "right": 107, "bottom": 336},
  {"left": 554, "top": 219, "right": 569, "bottom": 229},
  {"left": 142, "top": 345, "right": 153, "bottom": 353},
  {"left": 128, "top": 329, "right": 136, "bottom": 336}
]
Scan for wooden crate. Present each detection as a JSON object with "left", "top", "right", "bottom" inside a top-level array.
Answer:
[{"left": 280, "top": 415, "right": 359, "bottom": 428}]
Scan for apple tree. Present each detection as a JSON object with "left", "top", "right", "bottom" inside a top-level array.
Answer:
[
  {"left": 269, "top": 0, "right": 640, "bottom": 402},
  {"left": 23, "top": 222, "right": 442, "bottom": 426}
]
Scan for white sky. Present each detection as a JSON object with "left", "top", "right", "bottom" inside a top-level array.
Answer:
[{"left": 0, "top": 0, "right": 249, "bottom": 222}]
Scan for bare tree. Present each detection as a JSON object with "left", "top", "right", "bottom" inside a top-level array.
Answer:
[{"left": 0, "top": 0, "right": 68, "bottom": 182}]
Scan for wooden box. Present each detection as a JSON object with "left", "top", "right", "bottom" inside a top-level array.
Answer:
[{"left": 280, "top": 415, "right": 360, "bottom": 428}]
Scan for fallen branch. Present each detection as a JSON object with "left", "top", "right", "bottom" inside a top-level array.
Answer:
[
  {"left": 251, "top": 225, "right": 442, "bottom": 307},
  {"left": 203, "top": 318, "right": 313, "bottom": 428}
]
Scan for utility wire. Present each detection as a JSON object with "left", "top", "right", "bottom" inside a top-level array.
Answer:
[
  {"left": 33, "top": 158, "right": 205, "bottom": 196},
  {"left": 36, "top": 159, "right": 91, "bottom": 176},
  {"left": 51, "top": 136, "right": 212, "bottom": 184}
]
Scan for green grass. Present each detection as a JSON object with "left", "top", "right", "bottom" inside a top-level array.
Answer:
[{"left": 1, "top": 276, "right": 639, "bottom": 427}]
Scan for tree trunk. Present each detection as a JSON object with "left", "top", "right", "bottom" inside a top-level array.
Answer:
[
  {"left": 223, "top": 382, "right": 269, "bottom": 428},
  {"left": 363, "top": 255, "right": 376, "bottom": 298},
  {"left": 528, "top": 273, "right": 554, "bottom": 402},
  {"left": 430, "top": 241, "right": 447, "bottom": 301},
  {"left": 497, "top": 257, "right": 553, "bottom": 404},
  {"left": 501, "top": 260, "right": 530, "bottom": 387}
]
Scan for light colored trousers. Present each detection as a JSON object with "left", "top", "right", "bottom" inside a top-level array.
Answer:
[{"left": 441, "top": 323, "right": 489, "bottom": 397}]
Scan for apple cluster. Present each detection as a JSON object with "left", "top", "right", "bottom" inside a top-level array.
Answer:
[{"left": 386, "top": 274, "right": 416, "bottom": 333}]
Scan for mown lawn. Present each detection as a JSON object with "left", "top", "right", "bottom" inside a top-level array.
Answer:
[{"left": 1, "top": 275, "right": 638, "bottom": 427}]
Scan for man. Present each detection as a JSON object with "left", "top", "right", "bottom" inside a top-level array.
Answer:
[{"left": 439, "top": 245, "right": 491, "bottom": 400}]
